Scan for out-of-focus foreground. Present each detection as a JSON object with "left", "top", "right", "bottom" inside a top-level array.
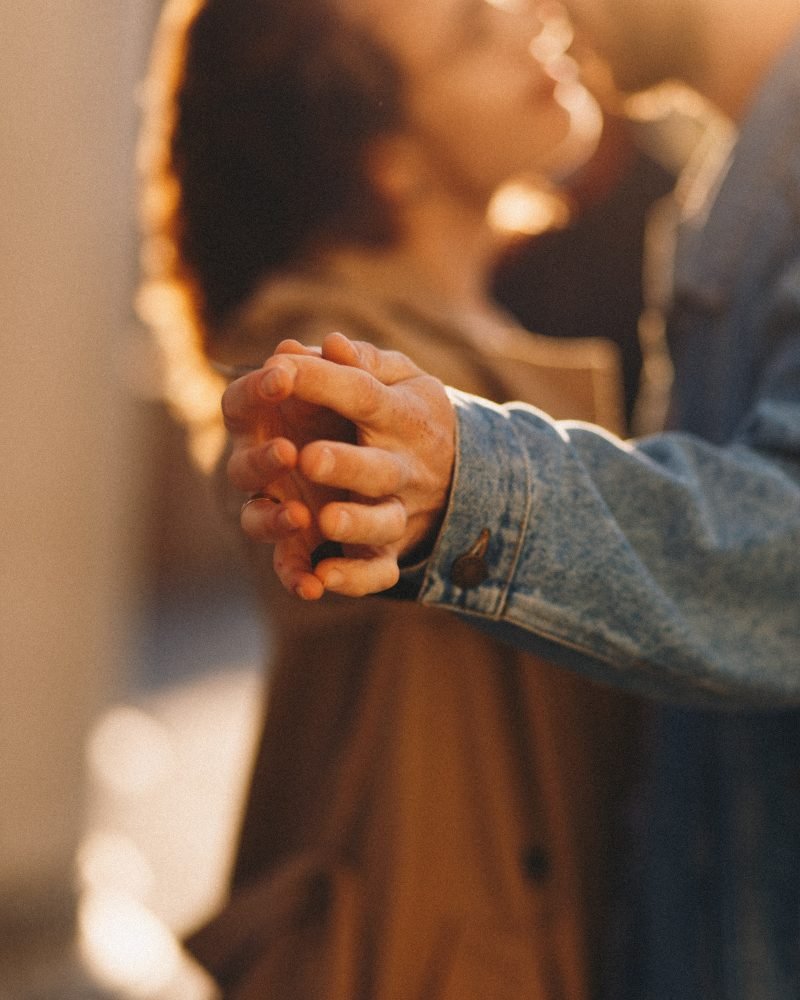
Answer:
[{"left": 1, "top": 5, "right": 265, "bottom": 997}]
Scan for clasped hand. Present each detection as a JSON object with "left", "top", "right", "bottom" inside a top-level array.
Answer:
[{"left": 222, "top": 332, "right": 456, "bottom": 599}]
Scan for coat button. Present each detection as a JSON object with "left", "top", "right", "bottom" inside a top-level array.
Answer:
[
  {"left": 450, "top": 529, "right": 491, "bottom": 588},
  {"left": 521, "top": 847, "right": 551, "bottom": 883}
]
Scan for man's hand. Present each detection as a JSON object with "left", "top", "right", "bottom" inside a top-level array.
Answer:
[{"left": 221, "top": 333, "right": 456, "bottom": 598}]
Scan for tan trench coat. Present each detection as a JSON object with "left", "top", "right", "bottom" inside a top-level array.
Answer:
[{"left": 186, "top": 272, "right": 641, "bottom": 1000}]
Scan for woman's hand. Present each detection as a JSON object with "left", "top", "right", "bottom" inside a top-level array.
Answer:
[
  {"left": 222, "top": 340, "right": 349, "bottom": 599},
  {"left": 221, "top": 334, "right": 456, "bottom": 598}
]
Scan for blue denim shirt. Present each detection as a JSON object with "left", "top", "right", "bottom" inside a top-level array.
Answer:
[{"left": 418, "top": 34, "right": 800, "bottom": 999}]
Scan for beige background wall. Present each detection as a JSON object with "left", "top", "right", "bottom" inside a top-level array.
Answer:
[{"left": 0, "top": 0, "right": 157, "bottom": 946}]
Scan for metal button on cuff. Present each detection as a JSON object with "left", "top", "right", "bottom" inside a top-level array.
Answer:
[{"left": 450, "top": 529, "right": 491, "bottom": 588}]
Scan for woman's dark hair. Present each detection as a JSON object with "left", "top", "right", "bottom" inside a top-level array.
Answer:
[{"left": 154, "top": 0, "right": 404, "bottom": 340}]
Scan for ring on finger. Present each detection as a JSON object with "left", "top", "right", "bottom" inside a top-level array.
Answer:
[{"left": 241, "top": 492, "right": 280, "bottom": 514}]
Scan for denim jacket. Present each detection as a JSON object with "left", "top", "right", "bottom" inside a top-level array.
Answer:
[{"left": 417, "top": 33, "right": 800, "bottom": 999}]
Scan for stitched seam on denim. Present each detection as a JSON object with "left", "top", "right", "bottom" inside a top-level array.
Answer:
[{"left": 494, "top": 411, "right": 538, "bottom": 617}]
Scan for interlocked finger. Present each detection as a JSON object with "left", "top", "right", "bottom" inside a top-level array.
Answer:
[
  {"left": 227, "top": 438, "right": 297, "bottom": 494},
  {"left": 320, "top": 333, "right": 424, "bottom": 386},
  {"left": 260, "top": 355, "right": 397, "bottom": 429},
  {"left": 273, "top": 537, "right": 325, "bottom": 601},
  {"left": 300, "top": 441, "right": 405, "bottom": 497},
  {"left": 318, "top": 497, "right": 407, "bottom": 546},
  {"left": 313, "top": 551, "right": 401, "bottom": 597},
  {"left": 240, "top": 493, "right": 312, "bottom": 542},
  {"left": 220, "top": 366, "right": 281, "bottom": 433}
]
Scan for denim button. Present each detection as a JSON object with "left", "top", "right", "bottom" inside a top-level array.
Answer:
[
  {"left": 451, "top": 553, "right": 489, "bottom": 588},
  {"left": 450, "top": 529, "right": 490, "bottom": 588}
]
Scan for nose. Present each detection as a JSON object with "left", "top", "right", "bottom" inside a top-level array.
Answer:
[
  {"left": 487, "top": 0, "right": 574, "bottom": 66},
  {"left": 487, "top": 0, "right": 574, "bottom": 69}
]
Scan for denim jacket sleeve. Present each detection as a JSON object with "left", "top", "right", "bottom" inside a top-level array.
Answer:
[{"left": 417, "top": 319, "right": 800, "bottom": 708}]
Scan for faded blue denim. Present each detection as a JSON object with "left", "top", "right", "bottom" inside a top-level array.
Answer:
[{"left": 418, "top": 32, "right": 800, "bottom": 1000}]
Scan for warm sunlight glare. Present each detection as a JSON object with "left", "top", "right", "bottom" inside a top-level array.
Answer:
[
  {"left": 488, "top": 180, "right": 572, "bottom": 235},
  {"left": 78, "top": 891, "right": 182, "bottom": 997},
  {"left": 484, "top": 0, "right": 530, "bottom": 12},
  {"left": 530, "top": 3, "right": 574, "bottom": 64},
  {"left": 76, "top": 831, "right": 155, "bottom": 901},
  {"left": 87, "top": 705, "right": 176, "bottom": 798}
]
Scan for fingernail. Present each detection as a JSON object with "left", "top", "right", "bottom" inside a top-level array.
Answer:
[
  {"left": 261, "top": 368, "right": 283, "bottom": 398},
  {"left": 295, "top": 580, "right": 317, "bottom": 600},
  {"left": 323, "top": 569, "right": 344, "bottom": 589},
  {"left": 278, "top": 507, "right": 299, "bottom": 530},
  {"left": 315, "top": 446, "right": 335, "bottom": 478},
  {"left": 332, "top": 509, "right": 351, "bottom": 537}
]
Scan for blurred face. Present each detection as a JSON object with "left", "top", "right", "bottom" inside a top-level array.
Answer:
[
  {"left": 561, "top": 0, "right": 704, "bottom": 93},
  {"left": 345, "top": 0, "right": 593, "bottom": 198}
]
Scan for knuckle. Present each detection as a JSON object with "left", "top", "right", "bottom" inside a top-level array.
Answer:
[
  {"left": 227, "top": 446, "right": 262, "bottom": 491},
  {"left": 386, "top": 348, "right": 418, "bottom": 379},
  {"left": 389, "top": 499, "right": 408, "bottom": 536},
  {"left": 226, "top": 451, "right": 249, "bottom": 491},
  {"left": 220, "top": 388, "right": 245, "bottom": 430},
  {"left": 352, "top": 339, "right": 379, "bottom": 370},
  {"left": 355, "top": 375, "right": 384, "bottom": 421},
  {"left": 384, "top": 461, "right": 406, "bottom": 495},
  {"left": 248, "top": 444, "right": 270, "bottom": 479}
]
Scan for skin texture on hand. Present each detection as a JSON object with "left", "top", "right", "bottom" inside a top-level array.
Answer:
[{"left": 222, "top": 333, "right": 456, "bottom": 599}]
